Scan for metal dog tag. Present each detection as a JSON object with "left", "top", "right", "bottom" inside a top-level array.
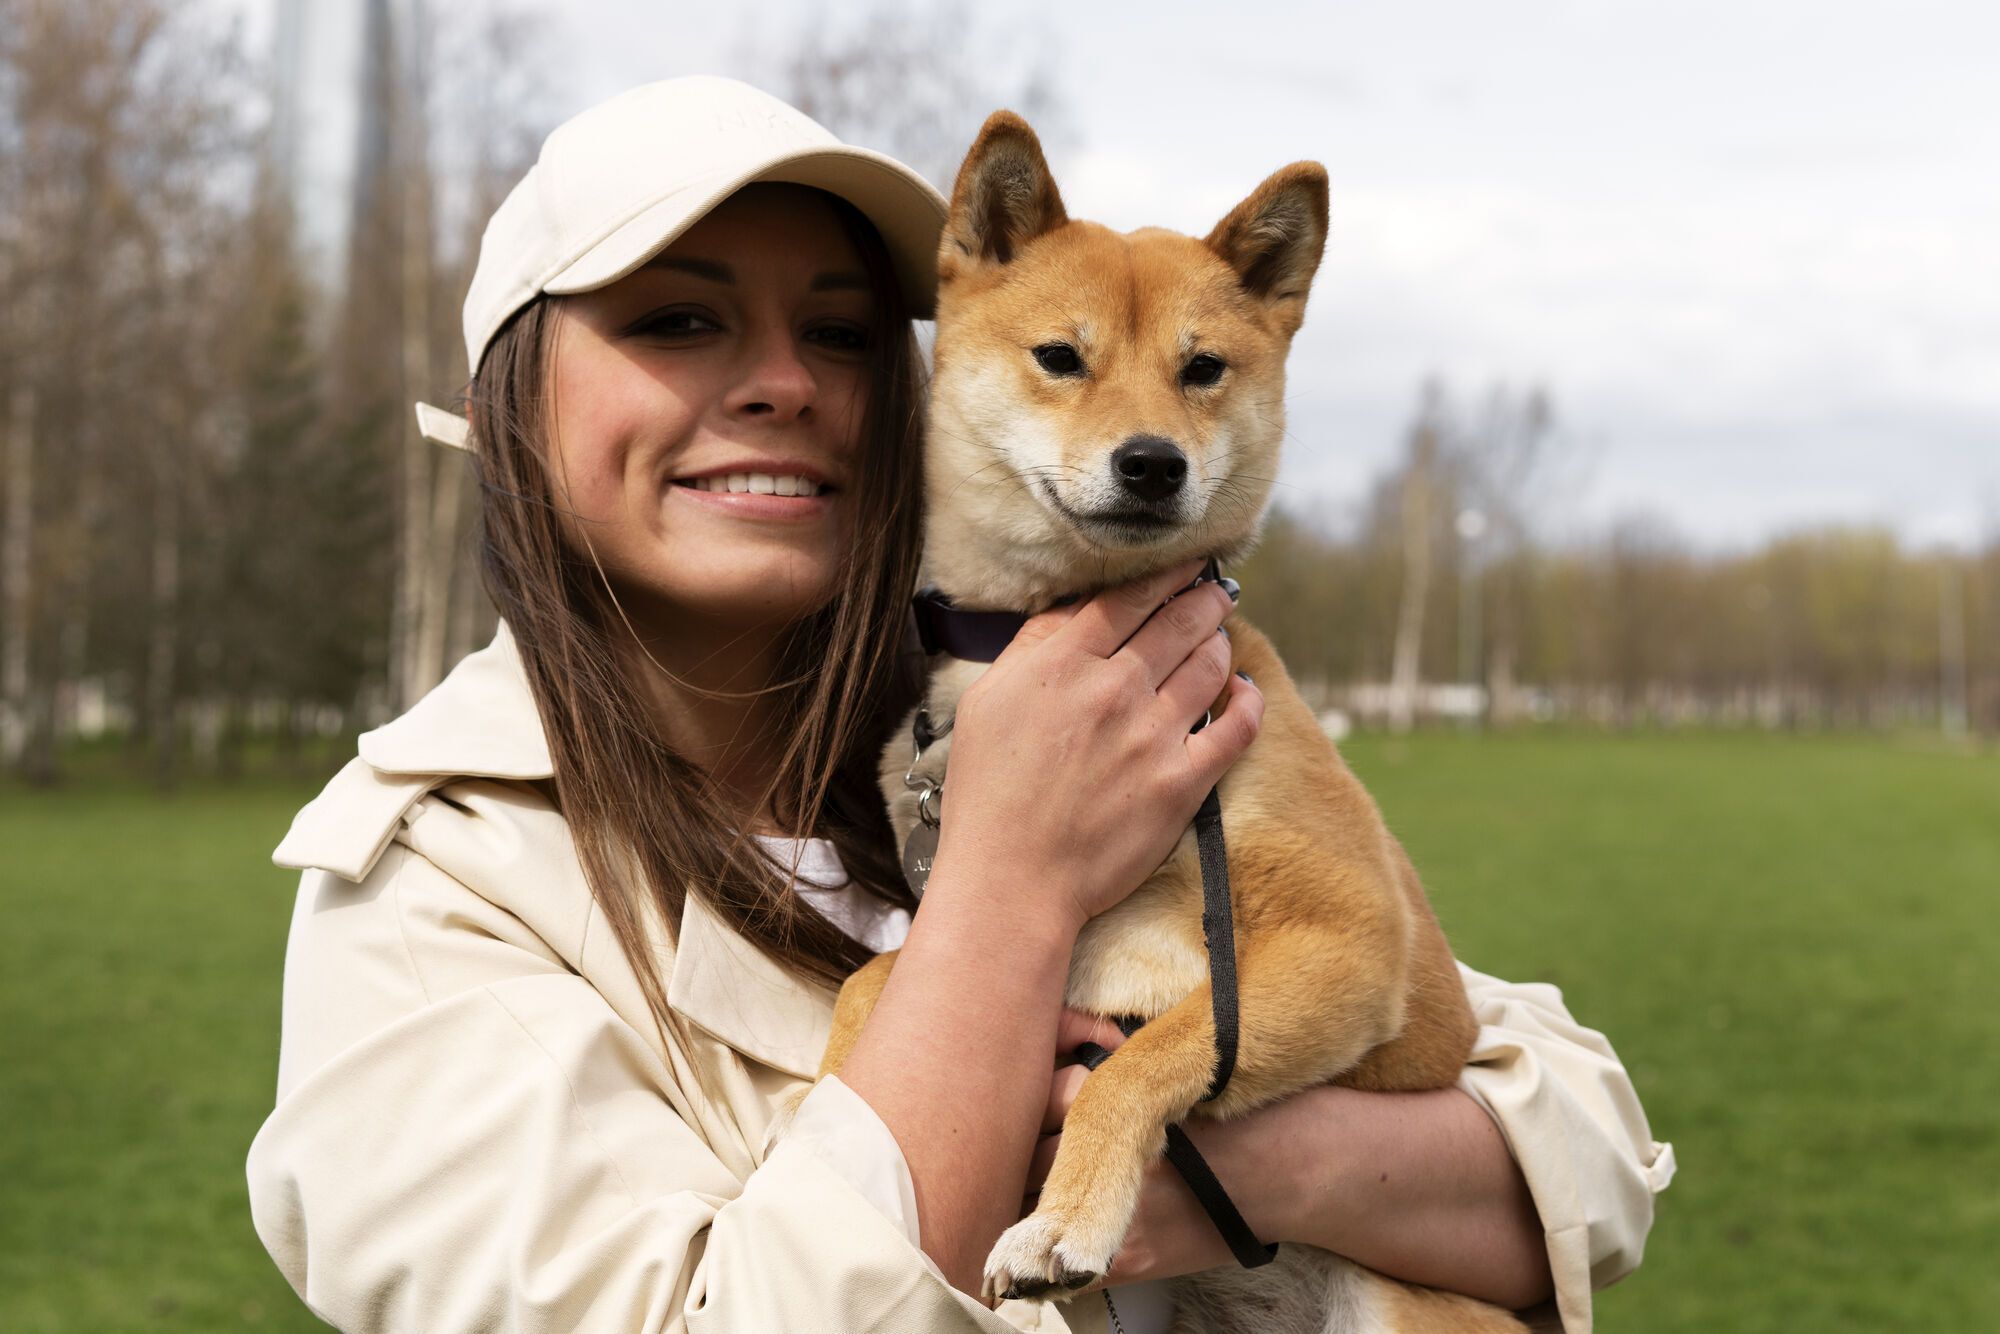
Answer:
[{"left": 901, "top": 821, "right": 940, "bottom": 898}]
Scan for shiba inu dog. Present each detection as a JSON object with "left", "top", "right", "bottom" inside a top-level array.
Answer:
[{"left": 819, "top": 112, "right": 1526, "bottom": 1334}]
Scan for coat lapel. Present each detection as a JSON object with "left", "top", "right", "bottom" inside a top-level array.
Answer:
[
  {"left": 337, "top": 620, "right": 841, "bottom": 1081},
  {"left": 668, "top": 891, "right": 837, "bottom": 1081}
]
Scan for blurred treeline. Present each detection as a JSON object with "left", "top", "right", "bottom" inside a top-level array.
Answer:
[
  {"left": 0, "top": 1, "right": 1992, "bottom": 790},
  {"left": 1237, "top": 383, "right": 1999, "bottom": 736},
  {"left": 0, "top": 0, "right": 544, "bottom": 786}
]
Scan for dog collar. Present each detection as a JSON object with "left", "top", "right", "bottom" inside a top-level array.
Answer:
[
  {"left": 910, "top": 594, "right": 1027, "bottom": 662},
  {"left": 911, "top": 559, "right": 1225, "bottom": 663}
]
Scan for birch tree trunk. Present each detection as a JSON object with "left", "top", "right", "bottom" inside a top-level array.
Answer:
[
  {"left": 391, "top": 0, "right": 443, "bottom": 710},
  {"left": 1388, "top": 418, "right": 1437, "bottom": 735},
  {"left": 148, "top": 457, "right": 180, "bottom": 788},
  {"left": 413, "top": 454, "right": 462, "bottom": 691},
  {"left": 1, "top": 383, "right": 32, "bottom": 770}
]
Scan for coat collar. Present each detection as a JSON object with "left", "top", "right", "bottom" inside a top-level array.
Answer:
[
  {"left": 357, "top": 621, "right": 554, "bottom": 780},
  {"left": 284, "top": 622, "right": 835, "bottom": 1081}
]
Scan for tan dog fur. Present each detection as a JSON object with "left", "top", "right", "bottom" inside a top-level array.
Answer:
[{"left": 817, "top": 113, "right": 1524, "bottom": 1333}]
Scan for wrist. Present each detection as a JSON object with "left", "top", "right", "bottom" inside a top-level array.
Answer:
[
  {"left": 921, "top": 839, "right": 1088, "bottom": 951},
  {"left": 1209, "top": 1084, "right": 1343, "bottom": 1246},
  {"left": 1261, "top": 1085, "right": 1354, "bottom": 1244}
]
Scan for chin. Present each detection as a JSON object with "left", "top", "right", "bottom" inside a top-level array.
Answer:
[{"left": 680, "top": 552, "right": 843, "bottom": 627}]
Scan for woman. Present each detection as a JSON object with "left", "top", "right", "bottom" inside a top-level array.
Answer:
[{"left": 249, "top": 77, "right": 1671, "bottom": 1333}]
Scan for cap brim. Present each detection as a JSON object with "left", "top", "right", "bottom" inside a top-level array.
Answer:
[{"left": 543, "top": 145, "right": 947, "bottom": 318}]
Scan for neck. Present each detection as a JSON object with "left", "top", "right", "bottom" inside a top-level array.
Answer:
[{"left": 616, "top": 606, "right": 795, "bottom": 825}]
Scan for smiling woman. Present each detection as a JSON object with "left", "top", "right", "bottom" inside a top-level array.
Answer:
[
  {"left": 547, "top": 187, "right": 883, "bottom": 636},
  {"left": 247, "top": 75, "right": 1665, "bottom": 1334}
]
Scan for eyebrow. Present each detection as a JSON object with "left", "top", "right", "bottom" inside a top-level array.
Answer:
[
  {"left": 642, "top": 255, "right": 869, "bottom": 294},
  {"left": 809, "top": 271, "right": 870, "bottom": 293},
  {"left": 646, "top": 256, "right": 733, "bottom": 282}
]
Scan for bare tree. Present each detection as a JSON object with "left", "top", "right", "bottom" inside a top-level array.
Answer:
[
  {"left": 1455, "top": 384, "right": 1562, "bottom": 724},
  {"left": 1387, "top": 383, "right": 1446, "bottom": 733},
  {"left": 0, "top": 0, "right": 248, "bottom": 782},
  {"left": 319, "top": 0, "right": 554, "bottom": 715},
  {"left": 757, "top": 0, "right": 1068, "bottom": 190}
]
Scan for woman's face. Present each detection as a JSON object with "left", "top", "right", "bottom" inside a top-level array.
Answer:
[{"left": 546, "top": 185, "right": 878, "bottom": 635}]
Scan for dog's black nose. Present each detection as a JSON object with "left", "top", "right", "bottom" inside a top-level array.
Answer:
[{"left": 1111, "top": 436, "right": 1187, "bottom": 503}]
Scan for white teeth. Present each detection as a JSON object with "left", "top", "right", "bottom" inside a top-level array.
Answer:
[{"left": 687, "top": 473, "right": 824, "bottom": 496}]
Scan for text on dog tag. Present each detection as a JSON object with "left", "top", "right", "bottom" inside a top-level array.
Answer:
[{"left": 902, "top": 822, "right": 939, "bottom": 898}]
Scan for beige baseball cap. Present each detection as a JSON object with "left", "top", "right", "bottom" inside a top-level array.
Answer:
[{"left": 419, "top": 76, "right": 948, "bottom": 451}]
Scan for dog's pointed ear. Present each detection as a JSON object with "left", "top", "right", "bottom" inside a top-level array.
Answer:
[
  {"left": 1205, "top": 163, "right": 1329, "bottom": 327},
  {"left": 941, "top": 111, "right": 1067, "bottom": 275}
]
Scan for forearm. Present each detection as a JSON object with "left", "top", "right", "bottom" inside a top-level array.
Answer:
[
  {"left": 837, "top": 870, "right": 1077, "bottom": 1296},
  {"left": 1244, "top": 1084, "right": 1553, "bottom": 1310}
]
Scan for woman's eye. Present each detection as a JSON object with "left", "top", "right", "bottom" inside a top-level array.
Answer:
[
  {"left": 1033, "top": 343, "right": 1084, "bottom": 376},
  {"left": 806, "top": 321, "right": 872, "bottom": 353},
  {"left": 626, "top": 307, "right": 722, "bottom": 339},
  {"left": 1181, "top": 354, "right": 1226, "bottom": 387}
]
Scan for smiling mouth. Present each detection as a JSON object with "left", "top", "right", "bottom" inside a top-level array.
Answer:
[
  {"left": 674, "top": 472, "right": 830, "bottom": 498},
  {"left": 1035, "top": 479, "right": 1180, "bottom": 539}
]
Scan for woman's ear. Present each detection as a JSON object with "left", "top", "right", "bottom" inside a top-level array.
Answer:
[
  {"left": 940, "top": 110, "right": 1068, "bottom": 278},
  {"left": 1204, "top": 162, "right": 1330, "bottom": 331}
]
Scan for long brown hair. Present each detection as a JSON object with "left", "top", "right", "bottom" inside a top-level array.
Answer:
[{"left": 467, "top": 189, "right": 926, "bottom": 1034}]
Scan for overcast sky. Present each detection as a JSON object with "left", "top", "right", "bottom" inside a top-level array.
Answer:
[{"left": 497, "top": 1, "right": 2000, "bottom": 549}]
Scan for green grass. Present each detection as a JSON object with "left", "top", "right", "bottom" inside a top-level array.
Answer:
[
  {"left": 2, "top": 777, "right": 325, "bottom": 1333},
  {"left": 1340, "top": 731, "right": 2000, "bottom": 1332},
  {"left": 3, "top": 733, "right": 1995, "bottom": 1331}
]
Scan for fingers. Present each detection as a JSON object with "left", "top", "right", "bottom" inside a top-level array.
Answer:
[
  {"left": 1115, "top": 580, "right": 1235, "bottom": 690},
  {"left": 1185, "top": 671, "right": 1264, "bottom": 788},
  {"left": 1041, "top": 1063, "right": 1090, "bottom": 1133},
  {"left": 1004, "top": 597, "right": 1083, "bottom": 655},
  {"left": 1054, "top": 559, "right": 1206, "bottom": 659},
  {"left": 1153, "top": 613, "right": 1236, "bottom": 725},
  {"left": 1055, "top": 1007, "right": 1129, "bottom": 1060}
]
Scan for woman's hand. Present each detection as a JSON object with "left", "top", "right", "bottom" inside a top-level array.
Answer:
[
  {"left": 931, "top": 559, "right": 1263, "bottom": 934},
  {"left": 837, "top": 568, "right": 1261, "bottom": 1297}
]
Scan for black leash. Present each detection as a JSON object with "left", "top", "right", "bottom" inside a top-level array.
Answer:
[
  {"left": 909, "top": 560, "right": 1276, "bottom": 1269},
  {"left": 1191, "top": 784, "right": 1244, "bottom": 1107},
  {"left": 1071, "top": 781, "right": 1277, "bottom": 1272}
]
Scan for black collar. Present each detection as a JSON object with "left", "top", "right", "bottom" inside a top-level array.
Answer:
[
  {"left": 911, "top": 558, "right": 1223, "bottom": 663},
  {"left": 911, "top": 594, "right": 1027, "bottom": 663}
]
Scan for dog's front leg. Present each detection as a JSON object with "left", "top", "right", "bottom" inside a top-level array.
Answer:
[
  {"left": 819, "top": 949, "right": 899, "bottom": 1078},
  {"left": 983, "top": 927, "right": 1405, "bottom": 1303},
  {"left": 984, "top": 984, "right": 1219, "bottom": 1302}
]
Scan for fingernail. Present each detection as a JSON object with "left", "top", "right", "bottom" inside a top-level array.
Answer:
[
  {"left": 1235, "top": 670, "right": 1254, "bottom": 683},
  {"left": 1217, "top": 625, "right": 1230, "bottom": 640},
  {"left": 1219, "top": 577, "right": 1241, "bottom": 603}
]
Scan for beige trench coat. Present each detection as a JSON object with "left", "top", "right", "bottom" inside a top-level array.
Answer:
[{"left": 249, "top": 624, "right": 1673, "bottom": 1333}]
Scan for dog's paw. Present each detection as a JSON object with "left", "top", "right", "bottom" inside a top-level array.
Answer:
[{"left": 982, "top": 1208, "right": 1119, "bottom": 1304}]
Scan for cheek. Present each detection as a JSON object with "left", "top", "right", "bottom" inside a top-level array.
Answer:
[{"left": 548, "top": 359, "right": 690, "bottom": 524}]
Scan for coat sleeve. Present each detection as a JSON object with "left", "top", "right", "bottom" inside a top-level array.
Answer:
[
  {"left": 246, "top": 845, "right": 1015, "bottom": 1333},
  {"left": 1454, "top": 963, "right": 1675, "bottom": 1334}
]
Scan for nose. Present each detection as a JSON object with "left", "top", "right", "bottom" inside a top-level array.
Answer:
[
  {"left": 727, "top": 327, "right": 816, "bottom": 421},
  {"left": 1110, "top": 435, "right": 1187, "bottom": 503}
]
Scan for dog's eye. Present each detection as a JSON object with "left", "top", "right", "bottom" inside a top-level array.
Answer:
[
  {"left": 1181, "top": 354, "right": 1227, "bottom": 387},
  {"left": 1033, "top": 343, "right": 1084, "bottom": 376}
]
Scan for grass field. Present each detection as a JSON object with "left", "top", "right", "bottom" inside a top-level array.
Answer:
[{"left": 3, "top": 732, "right": 1995, "bottom": 1331}]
